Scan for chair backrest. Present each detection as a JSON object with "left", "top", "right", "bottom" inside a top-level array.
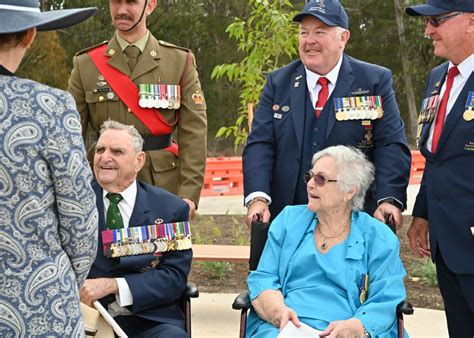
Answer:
[{"left": 249, "top": 221, "right": 270, "bottom": 271}]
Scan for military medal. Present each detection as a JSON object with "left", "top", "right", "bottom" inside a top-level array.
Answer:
[
  {"left": 138, "top": 84, "right": 181, "bottom": 109},
  {"left": 464, "top": 110, "right": 473, "bottom": 121},
  {"left": 359, "top": 274, "right": 369, "bottom": 304},
  {"left": 463, "top": 92, "right": 474, "bottom": 121},
  {"left": 102, "top": 221, "right": 192, "bottom": 258},
  {"left": 334, "top": 98, "right": 344, "bottom": 121}
]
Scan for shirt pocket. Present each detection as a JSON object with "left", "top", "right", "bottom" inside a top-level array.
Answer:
[{"left": 85, "top": 90, "right": 121, "bottom": 128}]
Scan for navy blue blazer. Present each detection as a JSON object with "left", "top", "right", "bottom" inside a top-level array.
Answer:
[
  {"left": 412, "top": 62, "right": 474, "bottom": 274},
  {"left": 89, "top": 180, "right": 192, "bottom": 326},
  {"left": 243, "top": 55, "right": 411, "bottom": 218}
]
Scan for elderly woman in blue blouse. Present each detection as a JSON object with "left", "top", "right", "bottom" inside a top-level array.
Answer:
[{"left": 246, "top": 145, "right": 407, "bottom": 338}]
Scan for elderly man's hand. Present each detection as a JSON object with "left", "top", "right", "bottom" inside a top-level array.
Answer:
[
  {"left": 80, "top": 278, "right": 118, "bottom": 307},
  {"left": 319, "top": 318, "right": 366, "bottom": 338},
  {"left": 245, "top": 201, "right": 271, "bottom": 227},
  {"left": 182, "top": 198, "right": 196, "bottom": 220},
  {"left": 373, "top": 202, "right": 403, "bottom": 231},
  {"left": 407, "top": 217, "right": 430, "bottom": 258}
]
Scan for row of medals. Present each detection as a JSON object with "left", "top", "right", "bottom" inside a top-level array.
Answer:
[
  {"left": 335, "top": 108, "right": 383, "bottom": 121},
  {"left": 108, "top": 237, "right": 192, "bottom": 258},
  {"left": 138, "top": 84, "right": 180, "bottom": 109}
]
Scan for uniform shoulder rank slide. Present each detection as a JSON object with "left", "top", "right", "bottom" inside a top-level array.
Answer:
[
  {"left": 463, "top": 92, "right": 474, "bottom": 121},
  {"left": 101, "top": 221, "right": 192, "bottom": 258},
  {"left": 138, "top": 83, "right": 181, "bottom": 109},
  {"left": 334, "top": 95, "right": 383, "bottom": 121}
]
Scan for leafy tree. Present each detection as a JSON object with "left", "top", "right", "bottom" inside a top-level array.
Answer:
[
  {"left": 17, "top": 31, "right": 70, "bottom": 89},
  {"left": 341, "top": 0, "right": 439, "bottom": 147},
  {"left": 212, "top": 0, "right": 300, "bottom": 147}
]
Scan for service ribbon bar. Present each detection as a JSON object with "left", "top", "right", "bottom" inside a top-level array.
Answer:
[{"left": 102, "top": 222, "right": 192, "bottom": 258}]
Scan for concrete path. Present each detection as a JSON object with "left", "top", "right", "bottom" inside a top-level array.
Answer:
[{"left": 192, "top": 293, "right": 448, "bottom": 338}]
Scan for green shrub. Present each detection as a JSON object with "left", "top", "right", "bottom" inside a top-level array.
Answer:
[
  {"left": 196, "top": 261, "right": 232, "bottom": 280},
  {"left": 410, "top": 259, "right": 438, "bottom": 287}
]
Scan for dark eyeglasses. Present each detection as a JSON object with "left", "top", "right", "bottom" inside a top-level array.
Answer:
[
  {"left": 424, "top": 12, "right": 462, "bottom": 27},
  {"left": 303, "top": 171, "right": 338, "bottom": 186}
]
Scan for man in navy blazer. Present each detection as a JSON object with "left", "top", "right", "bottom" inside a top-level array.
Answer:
[
  {"left": 406, "top": 1, "right": 474, "bottom": 336},
  {"left": 243, "top": 0, "right": 411, "bottom": 229},
  {"left": 80, "top": 120, "right": 191, "bottom": 338}
]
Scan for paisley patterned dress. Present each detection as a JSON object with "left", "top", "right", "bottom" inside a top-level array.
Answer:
[{"left": 0, "top": 66, "right": 99, "bottom": 337}]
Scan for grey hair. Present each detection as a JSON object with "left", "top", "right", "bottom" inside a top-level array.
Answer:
[
  {"left": 99, "top": 120, "right": 144, "bottom": 152},
  {"left": 311, "top": 145, "right": 374, "bottom": 211}
]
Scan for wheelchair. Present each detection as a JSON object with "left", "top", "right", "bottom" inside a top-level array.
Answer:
[
  {"left": 233, "top": 221, "right": 414, "bottom": 338},
  {"left": 180, "top": 282, "right": 199, "bottom": 337}
]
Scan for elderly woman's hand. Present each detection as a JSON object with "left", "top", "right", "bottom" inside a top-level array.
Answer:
[
  {"left": 319, "top": 318, "right": 366, "bottom": 338},
  {"left": 272, "top": 305, "right": 301, "bottom": 330},
  {"left": 251, "top": 289, "right": 301, "bottom": 330}
]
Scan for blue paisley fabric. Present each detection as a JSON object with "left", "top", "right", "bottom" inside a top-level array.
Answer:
[{"left": 0, "top": 75, "right": 99, "bottom": 337}]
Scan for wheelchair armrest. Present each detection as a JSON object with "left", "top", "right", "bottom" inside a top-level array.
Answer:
[
  {"left": 396, "top": 301, "right": 414, "bottom": 315},
  {"left": 232, "top": 291, "right": 251, "bottom": 310},
  {"left": 185, "top": 282, "right": 199, "bottom": 298}
]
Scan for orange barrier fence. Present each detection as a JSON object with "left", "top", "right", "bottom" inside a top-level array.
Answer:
[
  {"left": 201, "top": 152, "right": 424, "bottom": 197},
  {"left": 201, "top": 157, "right": 243, "bottom": 197},
  {"left": 410, "top": 150, "right": 425, "bottom": 185}
]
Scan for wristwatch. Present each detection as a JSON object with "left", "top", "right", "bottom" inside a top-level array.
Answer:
[
  {"left": 378, "top": 197, "right": 404, "bottom": 211},
  {"left": 245, "top": 197, "right": 270, "bottom": 208}
]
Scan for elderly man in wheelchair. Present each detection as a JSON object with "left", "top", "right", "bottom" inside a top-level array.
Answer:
[{"left": 245, "top": 146, "right": 409, "bottom": 337}]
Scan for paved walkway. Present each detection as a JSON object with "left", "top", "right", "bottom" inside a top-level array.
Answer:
[
  {"left": 194, "top": 185, "right": 449, "bottom": 337},
  {"left": 192, "top": 293, "right": 448, "bottom": 338}
]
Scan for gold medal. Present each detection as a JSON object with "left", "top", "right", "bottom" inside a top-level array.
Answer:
[
  {"left": 336, "top": 111, "right": 345, "bottom": 121},
  {"left": 464, "top": 110, "right": 472, "bottom": 121},
  {"left": 377, "top": 108, "right": 383, "bottom": 119}
]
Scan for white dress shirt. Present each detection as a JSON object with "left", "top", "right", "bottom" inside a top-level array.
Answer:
[{"left": 305, "top": 54, "right": 343, "bottom": 107}]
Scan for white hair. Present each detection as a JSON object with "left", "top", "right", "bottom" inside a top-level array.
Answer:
[
  {"left": 99, "top": 120, "right": 144, "bottom": 153},
  {"left": 311, "top": 145, "right": 374, "bottom": 211}
]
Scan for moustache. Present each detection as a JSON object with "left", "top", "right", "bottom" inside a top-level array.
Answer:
[{"left": 114, "top": 14, "right": 133, "bottom": 21}]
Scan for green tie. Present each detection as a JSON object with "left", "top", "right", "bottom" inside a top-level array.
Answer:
[{"left": 106, "top": 193, "right": 124, "bottom": 229}]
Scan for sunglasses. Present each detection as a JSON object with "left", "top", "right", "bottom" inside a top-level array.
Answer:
[
  {"left": 303, "top": 171, "right": 338, "bottom": 187},
  {"left": 424, "top": 12, "right": 462, "bottom": 27}
]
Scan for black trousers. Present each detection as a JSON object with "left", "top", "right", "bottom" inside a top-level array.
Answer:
[
  {"left": 115, "top": 315, "right": 187, "bottom": 338},
  {"left": 435, "top": 249, "right": 474, "bottom": 338}
]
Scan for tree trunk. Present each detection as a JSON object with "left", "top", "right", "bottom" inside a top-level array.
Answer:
[
  {"left": 394, "top": 0, "right": 418, "bottom": 147},
  {"left": 247, "top": 103, "right": 254, "bottom": 131}
]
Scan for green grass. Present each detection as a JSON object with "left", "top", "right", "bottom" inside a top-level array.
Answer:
[{"left": 410, "top": 258, "right": 438, "bottom": 287}]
